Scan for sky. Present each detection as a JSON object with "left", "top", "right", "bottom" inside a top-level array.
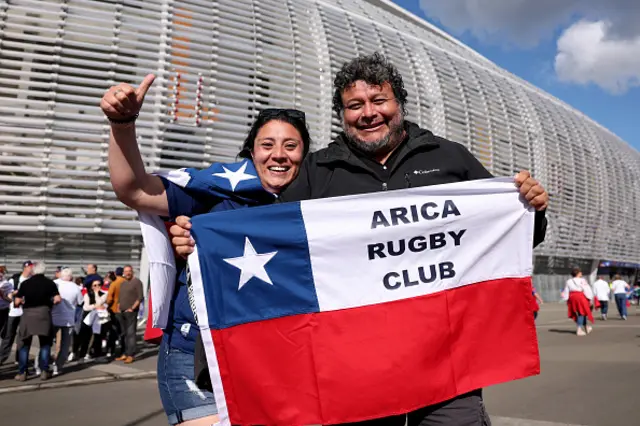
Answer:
[{"left": 392, "top": 0, "right": 640, "bottom": 151}]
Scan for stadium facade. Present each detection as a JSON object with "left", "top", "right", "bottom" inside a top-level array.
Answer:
[{"left": 0, "top": 0, "right": 638, "bottom": 300}]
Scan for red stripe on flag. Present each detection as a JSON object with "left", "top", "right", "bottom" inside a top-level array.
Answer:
[{"left": 211, "top": 277, "right": 539, "bottom": 425}]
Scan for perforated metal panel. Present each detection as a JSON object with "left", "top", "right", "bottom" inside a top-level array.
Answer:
[{"left": 0, "top": 0, "right": 638, "bottom": 273}]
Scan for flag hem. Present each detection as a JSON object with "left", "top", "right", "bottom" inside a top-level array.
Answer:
[{"left": 189, "top": 245, "right": 231, "bottom": 426}]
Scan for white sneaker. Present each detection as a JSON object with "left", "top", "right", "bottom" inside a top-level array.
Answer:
[
  {"left": 52, "top": 365, "right": 59, "bottom": 376},
  {"left": 84, "top": 354, "right": 92, "bottom": 361},
  {"left": 35, "top": 367, "right": 42, "bottom": 376},
  {"left": 67, "top": 353, "right": 74, "bottom": 362},
  {"left": 586, "top": 325, "right": 593, "bottom": 334},
  {"left": 576, "top": 327, "right": 586, "bottom": 336},
  {"left": 622, "top": 315, "right": 628, "bottom": 320}
]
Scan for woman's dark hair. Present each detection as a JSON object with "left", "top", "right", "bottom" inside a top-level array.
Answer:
[
  {"left": 571, "top": 267, "right": 581, "bottom": 277},
  {"left": 107, "top": 271, "right": 117, "bottom": 282},
  {"left": 332, "top": 52, "right": 408, "bottom": 117},
  {"left": 238, "top": 109, "right": 311, "bottom": 159}
]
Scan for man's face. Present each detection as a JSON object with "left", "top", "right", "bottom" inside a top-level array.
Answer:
[
  {"left": 341, "top": 81, "right": 404, "bottom": 158},
  {"left": 123, "top": 267, "right": 134, "bottom": 280},
  {"left": 23, "top": 264, "right": 34, "bottom": 277},
  {"left": 87, "top": 264, "right": 96, "bottom": 275}
]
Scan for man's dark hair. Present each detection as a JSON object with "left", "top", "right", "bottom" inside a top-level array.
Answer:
[{"left": 332, "top": 52, "right": 408, "bottom": 116}]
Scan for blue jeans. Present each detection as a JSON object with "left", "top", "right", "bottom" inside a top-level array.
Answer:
[
  {"left": 615, "top": 294, "right": 628, "bottom": 317},
  {"left": 576, "top": 315, "right": 586, "bottom": 327},
  {"left": 599, "top": 300, "right": 608, "bottom": 316},
  {"left": 18, "top": 335, "right": 52, "bottom": 375},
  {"left": 157, "top": 338, "right": 217, "bottom": 425}
]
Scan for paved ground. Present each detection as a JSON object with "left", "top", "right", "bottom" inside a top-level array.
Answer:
[{"left": 1, "top": 304, "right": 638, "bottom": 425}]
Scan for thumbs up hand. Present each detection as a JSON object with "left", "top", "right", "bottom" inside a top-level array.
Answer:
[{"left": 100, "top": 74, "right": 156, "bottom": 123}]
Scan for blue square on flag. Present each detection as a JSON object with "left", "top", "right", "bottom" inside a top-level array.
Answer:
[{"left": 191, "top": 201, "right": 319, "bottom": 329}]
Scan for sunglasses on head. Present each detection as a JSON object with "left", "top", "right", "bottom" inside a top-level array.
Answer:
[{"left": 257, "top": 108, "right": 306, "bottom": 124}]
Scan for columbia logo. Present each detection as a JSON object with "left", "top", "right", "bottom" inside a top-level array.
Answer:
[{"left": 413, "top": 169, "right": 439, "bottom": 175}]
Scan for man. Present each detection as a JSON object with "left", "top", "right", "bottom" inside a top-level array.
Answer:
[
  {"left": 52, "top": 268, "right": 83, "bottom": 375},
  {"left": 611, "top": 274, "right": 630, "bottom": 320},
  {"left": 592, "top": 275, "right": 611, "bottom": 320},
  {"left": 82, "top": 264, "right": 102, "bottom": 291},
  {"left": 0, "top": 260, "right": 34, "bottom": 365},
  {"left": 13, "top": 262, "right": 61, "bottom": 381},
  {"left": 117, "top": 265, "right": 143, "bottom": 363},
  {"left": 53, "top": 265, "right": 64, "bottom": 281},
  {"left": 106, "top": 267, "right": 126, "bottom": 357},
  {"left": 280, "top": 53, "right": 548, "bottom": 425},
  {"left": 172, "top": 53, "right": 549, "bottom": 425}
]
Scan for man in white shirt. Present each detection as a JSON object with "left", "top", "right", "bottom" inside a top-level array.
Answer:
[
  {"left": 52, "top": 268, "right": 83, "bottom": 375},
  {"left": 592, "top": 276, "right": 611, "bottom": 320},
  {"left": 611, "top": 274, "right": 631, "bottom": 320},
  {"left": 0, "top": 261, "right": 33, "bottom": 365}
]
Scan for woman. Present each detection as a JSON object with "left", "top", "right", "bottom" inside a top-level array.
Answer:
[
  {"left": 101, "top": 75, "right": 310, "bottom": 426},
  {"left": 78, "top": 279, "right": 109, "bottom": 360},
  {"left": 564, "top": 267, "right": 594, "bottom": 336}
]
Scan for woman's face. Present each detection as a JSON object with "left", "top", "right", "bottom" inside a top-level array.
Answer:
[
  {"left": 92, "top": 280, "right": 102, "bottom": 291},
  {"left": 252, "top": 120, "right": 304, "bottom": 194}
]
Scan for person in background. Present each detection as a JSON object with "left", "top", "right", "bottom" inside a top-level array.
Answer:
[
  {"left": 13, "top": 262, "right": 61, "bottom": 381},
  {"left": 611, "top": 274, "right": 631, "bottom": 320},
  {"left": 77, "top": 279, "right": 108, "bottom": 360},
  {"left": 52, "top": 267, "right": 83, "bottom": 375},
  {"left": 0, "top": 260, "right": 34, "bottom": 366},
  {"left": 117, "top": 265, "right": 143, "bottom": 364},
  {"left": 532, "top": 287, "right": 544, "bottom": 320},
  {"left": 592, "top": 275, "right": 611, "bottom": 320},
  {"left": 69, "top": 275, "right": 87, "bottom": 362},
  {"left": 564, "top": 267, "right": 594, "bottom": 336},
  {"left": 106, "top": 267, "right": 125, "bottom": 358},
  {"left": 82, "top": 264, "right": 102, "bottom": 291},
  {"left": 103, "top": 272, "right": 115, "bottom": 292}
]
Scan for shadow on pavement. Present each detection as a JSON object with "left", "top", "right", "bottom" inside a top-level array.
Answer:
[
  {"left": 547, "top": 328, "right": 577, "bottom": 334},
  {"left": 0, "top": 343, "right": 158, "bottom": 383},
  {"left": 121, "top": 408, "right": 165, "bottom": 426}
]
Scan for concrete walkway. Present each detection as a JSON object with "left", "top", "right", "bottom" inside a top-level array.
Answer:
[{"left": 0, "top": 334, "right": 158, "bottom": 394}]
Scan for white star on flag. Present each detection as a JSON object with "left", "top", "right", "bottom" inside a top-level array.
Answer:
[
  {"left": 223, "top": 237, "right": 278, "bottom": 290},
  {"left": 213, "top": 161, "right": 256, "bottom": 191}
]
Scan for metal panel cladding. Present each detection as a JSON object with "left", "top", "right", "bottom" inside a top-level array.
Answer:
[{"left": 0, "top": 0, "right": 638, "bottom": 270}]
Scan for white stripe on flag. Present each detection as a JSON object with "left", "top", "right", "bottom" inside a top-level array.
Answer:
[
  {"left": 188, "top": 246, "right": 230, "bottom": 426},
  {"left": 302, "top": 178, "right": 534, "bottom": 312}
]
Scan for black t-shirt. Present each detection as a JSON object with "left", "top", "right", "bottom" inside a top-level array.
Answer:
[{"left": 15, "top": 274, "right": 59, "bottom": 309}]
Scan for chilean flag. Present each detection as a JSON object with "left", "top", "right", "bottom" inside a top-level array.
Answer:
[
  {"left": 138, "top": 160, "right": 271, "bottom": 329},
  {"left": 188, "top": 178, "right": 540, "bottom": 425}
]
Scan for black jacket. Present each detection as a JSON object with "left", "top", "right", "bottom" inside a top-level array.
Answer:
[{"left": 281, "top": 121, "right": 547, "bottom": 247}]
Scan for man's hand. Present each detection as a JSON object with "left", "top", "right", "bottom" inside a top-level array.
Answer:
[
  {"left": 514, "top": 170, "right": 548, "bottom": 211},
  {"left": 100, "top": 74, "right": 155, "bottom": 122},
  {"left": 13, "top": 296, "right": 23, "bottom": 308},
  {"left": 53, "top": 295, "right": 62, "bottom": 305},
  {"left": 170, "top": 216, "right": 195, "bottom": 258}
]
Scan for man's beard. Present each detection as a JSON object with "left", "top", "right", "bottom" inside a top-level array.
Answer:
[{"left": 343, "top": 114, "right": 405, "bottom": 158}]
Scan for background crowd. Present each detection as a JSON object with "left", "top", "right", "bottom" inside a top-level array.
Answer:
[
  {"left": 561, "top": 267, "right": 638, "bottom": 336},
  {"left": 0, "top": 261, "right": 144, "bottom": 381}
]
